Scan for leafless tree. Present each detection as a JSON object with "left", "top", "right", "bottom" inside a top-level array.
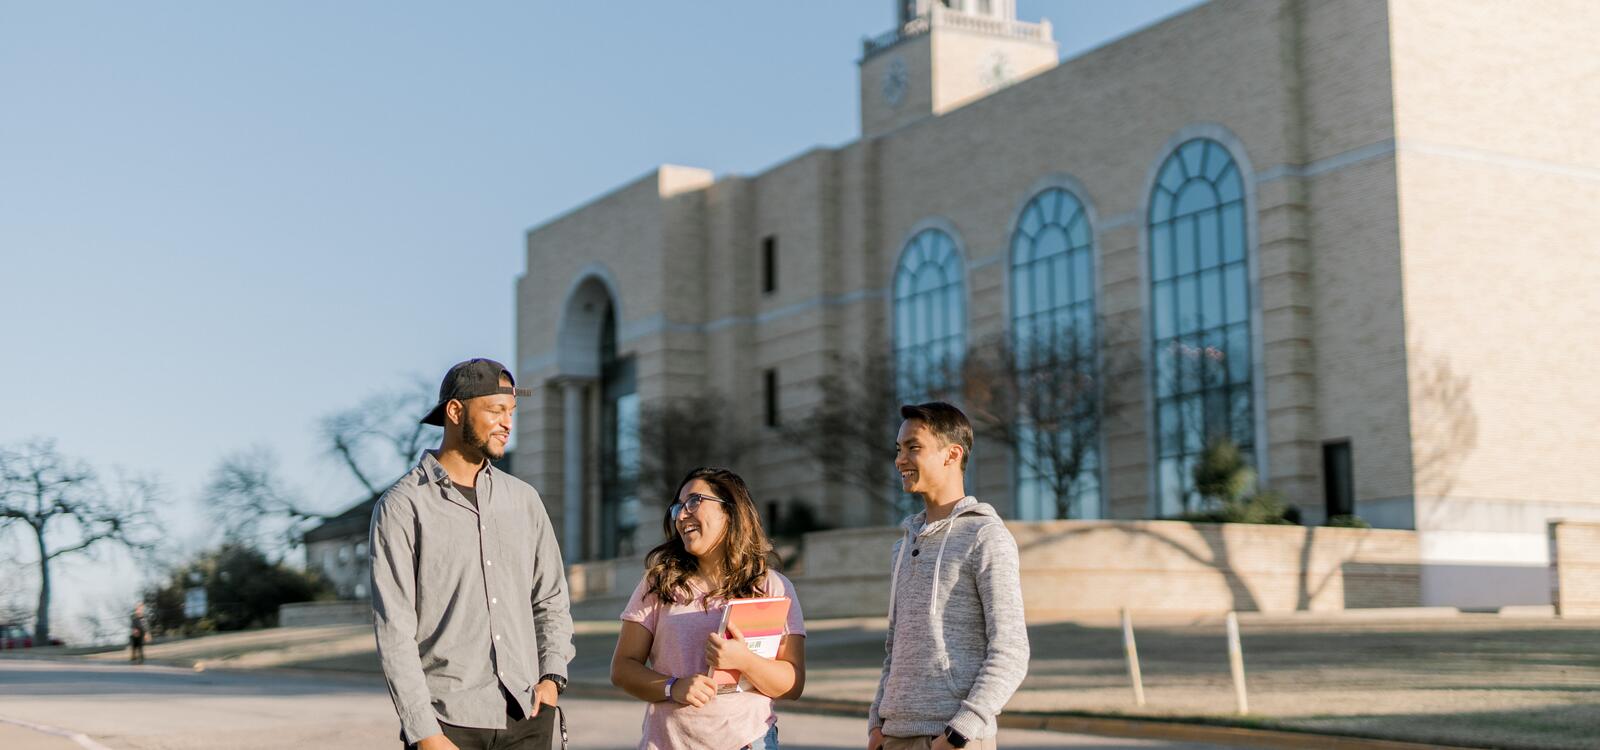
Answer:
[
  {"left": 635, "top": 393, "right": 746, "bottom": 506},
  {"left": 0, "top": 439, "right": 159, "bottom": 643},
  {"left": 203, "top": 446, "right": 331, "bottom": 552},
  {"left": 78, "top": 599, "right": 131, "bottom": 647},
  {"left": 782, "top": 353, "right": 910, "bottom": 518},
  {"left": 962, "top": 327, "right": 1109, "bottom": 520},
  {"left": 207, "top": 380, "right": 438, "bottom": 552},
  {"left": 0, "top": 547, "right": 33, "bottom": 625},
  {"left": 318, "top": 378, "right": 440, "bottom": 496}
]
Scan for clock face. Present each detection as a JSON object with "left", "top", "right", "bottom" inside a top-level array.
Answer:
[
  {"left": 979, "top": 50, "right": 1011, "bottom": 89},
  {"left": 882, "top": 56, "right": 909, "bottom": 108}
]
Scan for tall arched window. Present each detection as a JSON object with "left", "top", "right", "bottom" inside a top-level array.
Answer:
[
  {"left": 1010, "top": 187, "right": 1099, "bottom": 519},
  {"left": 893, "top": 227, "right": 966, "bottom": 403},
  {"left": 1148, "top": 138, "right": 1254, "bottom": 516}
]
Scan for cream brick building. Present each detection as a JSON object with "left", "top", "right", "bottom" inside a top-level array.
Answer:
[{"left": 514, "top": 0, "right": 1600, "bottom": 609}]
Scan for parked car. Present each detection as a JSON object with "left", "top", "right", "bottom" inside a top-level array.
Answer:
[{"left": 0, "top": 622, "right": 63, "bottom": 649}]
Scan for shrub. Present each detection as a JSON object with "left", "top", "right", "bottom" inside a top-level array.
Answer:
[
  {"left": 1181, "top": 491, "right": 1300, "bottom": 525},
  {"left": 1192, "top": 439, "right": 1255, "bottom": 505},
  {"left": 1326, "top": 514, "right": 1371, "bottom": 528},
  {"left": 1178, "top": 438, "right": 1300, "bottom": 525},
  {"left": 144, "top": 542, "right": 334, "bottom": 635}
]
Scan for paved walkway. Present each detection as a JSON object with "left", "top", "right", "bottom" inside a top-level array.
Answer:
[
  {"left": 0, "top": 660, "right": 1234, "bottom": 750},
  {"left": 22, "top": 612, "right": 1600, "bottom": 748},
  {"left": 564, "top": 614, "right": 1600, "bottom": 749},
  {"left": 0, "top": 722, "right": 87, "bottom": 750}
]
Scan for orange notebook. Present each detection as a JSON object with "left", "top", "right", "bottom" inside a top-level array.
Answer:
[{"left": 707, "top": 596, "right": 791, "bottom": 694}]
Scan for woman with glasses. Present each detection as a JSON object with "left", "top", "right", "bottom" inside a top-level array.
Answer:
[{"left": 609, "top": 467, "right": 806, "bottom": 750}]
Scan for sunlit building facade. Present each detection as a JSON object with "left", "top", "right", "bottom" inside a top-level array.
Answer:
[{"left": 514, "top": 0, "right": 1600, "bottom": 609}]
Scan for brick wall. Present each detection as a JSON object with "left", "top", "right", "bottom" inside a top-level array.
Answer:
[{"left": 1386, "top": 0, "right": 1600, "bottom": 604}]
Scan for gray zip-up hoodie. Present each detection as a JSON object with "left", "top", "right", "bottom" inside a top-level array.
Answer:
[{"left": 867, "top": 496, "right": 1030, "bottom": 740}]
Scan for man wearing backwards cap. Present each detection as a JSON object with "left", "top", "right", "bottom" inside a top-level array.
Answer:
[{"left": 370, "top": 358, "right": 575, "bottom": 750}]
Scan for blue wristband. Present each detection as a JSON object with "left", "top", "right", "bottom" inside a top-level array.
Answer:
[{"left": 664, "top": 676, "right": 679, "bottom": 701}]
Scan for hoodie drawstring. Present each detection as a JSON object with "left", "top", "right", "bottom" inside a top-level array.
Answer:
[
  {"left": 886, "top": 528, "right": 912, "bottom": 626},
  {"left": 930, "top": 528, "right": 953, "bottom": 621}
]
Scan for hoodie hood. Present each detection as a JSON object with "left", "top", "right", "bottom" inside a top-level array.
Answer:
[
  {"left": 888, "top": 497, "right": 1005, "bottom": 624},
  {"left": 899, "top": 496, "right": 1000, "bottom": 535}
]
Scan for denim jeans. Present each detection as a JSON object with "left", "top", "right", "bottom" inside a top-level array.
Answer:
[{"left": 743, "top": 722, "right": 780, "bottom": 750}]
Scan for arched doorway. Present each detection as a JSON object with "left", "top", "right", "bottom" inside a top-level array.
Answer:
[{"left": 556, "top": 270, "right": 637, "bottom": 560}]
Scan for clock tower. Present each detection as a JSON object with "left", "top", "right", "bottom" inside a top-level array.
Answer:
[{"left": 860, "top": 0, "right": 1059, "bottom": 138}]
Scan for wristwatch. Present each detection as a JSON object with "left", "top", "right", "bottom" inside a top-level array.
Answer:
[
  {"left": 943, "top": 726, "right": 970, "bottom": 748},
  {"left": 539, "top": 673, "right": 567, "bottom": 694}
]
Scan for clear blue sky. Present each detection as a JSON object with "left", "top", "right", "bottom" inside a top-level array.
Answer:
[{"left": 0, "top": 0, "right": 1201, "bottom": 640}]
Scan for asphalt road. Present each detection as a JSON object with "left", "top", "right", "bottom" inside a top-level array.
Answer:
[{"left": 0, "top": 660, "right": 1235, "bottom": 749}]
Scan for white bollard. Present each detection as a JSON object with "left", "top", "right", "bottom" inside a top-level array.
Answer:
[
  {"left": 1226, "top": 611, "right": 1248, "bottom": 715},
  {"left": 1121, "top": 608, "right": 1146, "bottom": 707}
]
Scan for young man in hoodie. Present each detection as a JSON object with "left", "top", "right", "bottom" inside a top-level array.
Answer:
[{"left": 867, "top": 401, "right": 1029, "bottom": 750}]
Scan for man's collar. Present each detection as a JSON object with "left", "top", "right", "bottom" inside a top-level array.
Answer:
[
  {"left": 420, "top": 449, "right": 494, "bottom": 486},
  {"left": 420, "top": 450, "right": 451, "bottom": 485}
]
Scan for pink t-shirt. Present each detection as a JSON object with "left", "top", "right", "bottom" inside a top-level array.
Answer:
[{"left": 620, "top": 570, "right": 806, "bottom": 750}]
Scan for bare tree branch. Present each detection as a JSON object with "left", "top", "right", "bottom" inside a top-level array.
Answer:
[
  {"left": 203, "top": 446, "right": 332, "bottom": 551},
  {"left": 205, "top": 379, "right": 436, "bottom": 557},
  {"left": 317, "top": 378, "right": 439, "bottom": 495},
  {"left": 782, "top": 353, "right": 909, "bottom": 518},
  {"left": 635, "top": 393, "right": 746, "bottom": 505},
  {"left": 325, "top": 431, "right": 379, "bottom": 497},
  {"left": 963, "top": 325, "right": 1118, "bottom": 520},
  {"left": 0, "top": 438, "right": 160, "bottom": 644}
]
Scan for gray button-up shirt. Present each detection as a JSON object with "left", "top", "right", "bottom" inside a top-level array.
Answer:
[{"left": 369, "top": 451, "right": 574, "bottom": 743}]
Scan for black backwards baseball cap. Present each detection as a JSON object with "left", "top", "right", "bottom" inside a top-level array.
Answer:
[{"left": 420, "top": 358, "right": 534, "bottom": 426}]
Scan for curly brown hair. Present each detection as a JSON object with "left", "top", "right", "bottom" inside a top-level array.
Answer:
[{"left": 644, "top": 467, "right": 776, "bottom": 608}]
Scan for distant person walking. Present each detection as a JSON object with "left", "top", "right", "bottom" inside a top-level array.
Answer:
[
  {"left": 129, "top": 602, "right": 148, "bottom": 664},
  {"left": 867, "top": 402, "right": 1029, "bottom": 750},
  {"left": 370, "top": 358, "right": 575, "bottom": 750},
  {"left": 610, "top": 467, "right": 806, "bottom": 750}
]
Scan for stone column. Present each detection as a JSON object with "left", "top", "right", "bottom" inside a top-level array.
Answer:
[{"left": 560, "top": 378, "right": 591, "bottom": 558}]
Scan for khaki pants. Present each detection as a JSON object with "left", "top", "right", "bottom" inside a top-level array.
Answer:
[{"left": 882, "top": 735, "right": 998, "bottom": 750}]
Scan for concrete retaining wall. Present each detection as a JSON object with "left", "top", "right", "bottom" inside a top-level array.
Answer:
[
  {"left": 795, "top": 520, "right": 1422, "bottom": 619},
  {"left": 565, "top": 555, "right": 646, "bottom": 621},
  {"left": 278, "top": 601, "right": 373, "bottom": 628},
  {"left": 562, "top": 521, "right": 1423, "bottom": 621},
  {"left": 1550, "top": 520, "right": 1600, "bottom": 617}
]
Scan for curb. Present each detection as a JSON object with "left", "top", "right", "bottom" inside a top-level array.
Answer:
[{"left": 1002, "top": 714, "right": 1479, "bottom": 750}]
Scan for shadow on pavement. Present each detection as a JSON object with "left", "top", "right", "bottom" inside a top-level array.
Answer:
[
  {"left": 1285, "top": 702, "right": 1600, "bottom": 750},
  {"left": 0, "top": 661, "right": 378, "bottom": 699}
]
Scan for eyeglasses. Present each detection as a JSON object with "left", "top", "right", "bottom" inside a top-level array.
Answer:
[{"left": 669, "top": 493, "right": 728, "bottom": 519}]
